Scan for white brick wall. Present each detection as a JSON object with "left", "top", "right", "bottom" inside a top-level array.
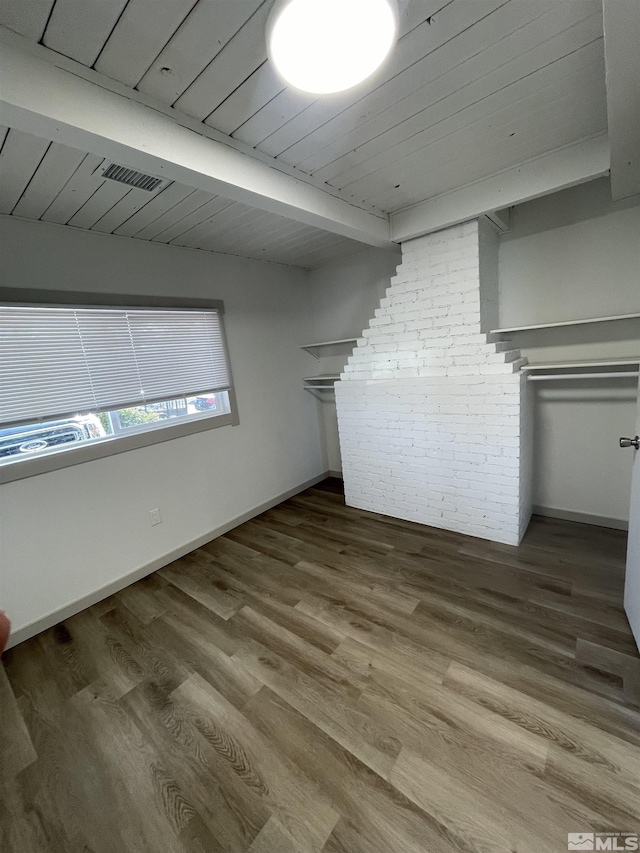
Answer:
[{"left": 336, "top": 220, "right": 532, "bottom": 546}]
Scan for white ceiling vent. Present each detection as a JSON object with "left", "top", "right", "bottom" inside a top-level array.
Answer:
[{"left": 100, "top": 163, "right": 167, "bottom": 192}]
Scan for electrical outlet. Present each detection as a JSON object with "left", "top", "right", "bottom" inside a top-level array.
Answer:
[{"left": 149, "top": 508, "right": 162, "bottom": 526}]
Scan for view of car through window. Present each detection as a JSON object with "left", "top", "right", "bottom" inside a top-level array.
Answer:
[{"left": 0, "top": 391, "right": 229, "bottom": 462}]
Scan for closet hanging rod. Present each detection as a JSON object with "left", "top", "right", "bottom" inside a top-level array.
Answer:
[
  {"left": 522, "top": 358, "right": 640, "bottom": 371},
  {"left": 527, "top": 372, "right": 639, "bottom": 382}
]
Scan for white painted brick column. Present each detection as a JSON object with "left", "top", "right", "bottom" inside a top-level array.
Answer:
[{"left": 335, "top": 219, "right": 532, "bottom": 546}]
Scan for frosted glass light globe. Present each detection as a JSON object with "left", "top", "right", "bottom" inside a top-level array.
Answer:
[{"left": 267, "top": 0, "right": 398, "bottom": 95}]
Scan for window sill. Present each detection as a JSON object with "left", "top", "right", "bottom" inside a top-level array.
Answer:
[{"left": 0, "top": 409, "right": 239, "bottom": 484}]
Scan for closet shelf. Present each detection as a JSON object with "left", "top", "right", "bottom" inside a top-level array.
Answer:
[
  {"left": 301, "top": 338, "right": 358, "bottom": 359},
  {"left": 304, "top": 385, "right": 337, "bottom": 391},
  {"left": 490, "top": 312, "right": 640, "bottom": 335},
  {"left": 301, "top": 337, "right": 353, "bottom": 390},
  {"left": 303, "top": 375, "right": 341, "bottom": 391},
  {"left": 522, "top": 358, "right": 640, "bottom": 372}
]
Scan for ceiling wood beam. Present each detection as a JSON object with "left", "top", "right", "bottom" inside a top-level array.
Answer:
[
  {"left": 0, "top": 29, "right": 391, "bottom": 247},
  {"left": 390, "top": 135, "right": 610, "bottom": 243},
  {"left": 602, "top": 0, "right": 640, "bottom": 202}
]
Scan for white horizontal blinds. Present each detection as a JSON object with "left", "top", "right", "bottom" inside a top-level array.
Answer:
[
  {"left": 74, "top": 308, "right": 142, "bottom": 410},
  {"left": 0, "top": 305, "right": 230, "bottom": 427},
  {"left": 1, "top": 308, "right": 98, "bottom": 425},
  {"left": 127, "top": 309, "right": 230, "bottom": 400}
]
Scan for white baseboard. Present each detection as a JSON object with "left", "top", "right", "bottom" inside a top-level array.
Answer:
[
  {"left": 533, "top": 504, "right": 629, "bottom": 531},
  {"left": 328, "top": 469, "right": 343, "bottom": 479},
  {"left": 6, "top": 472, "right": 330, "bottom": 650}
]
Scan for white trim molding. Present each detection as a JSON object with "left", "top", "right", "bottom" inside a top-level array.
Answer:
[{"left": 533, "top": 505, "right": 629, "bottom": 532}]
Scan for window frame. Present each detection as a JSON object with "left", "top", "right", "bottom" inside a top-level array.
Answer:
[{"left": 0, "top": 288, "right": 239, "bottom": 484}]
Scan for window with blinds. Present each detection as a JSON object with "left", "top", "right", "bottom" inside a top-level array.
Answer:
[{"left": 0, "top": 301, "right": 236, "bottom": 474}]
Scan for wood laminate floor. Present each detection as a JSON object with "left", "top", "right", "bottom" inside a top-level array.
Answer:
[{"left": 2, "top": 479, "right": 640, "bottom": 853}]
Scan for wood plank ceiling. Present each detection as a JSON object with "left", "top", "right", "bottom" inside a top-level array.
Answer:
[
  {"left": 0, "top": 0, "right": 608, "bottom": 267},
  {"left": 0, "top": 126, "right": 367, "bottom": 269}
]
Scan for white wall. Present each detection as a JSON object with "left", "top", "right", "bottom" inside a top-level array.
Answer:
[
  {"left": 499, "top": 179, "right": 639, "bottom": 325},
  {"left": 0, "top": 216, "right": 326, "bottom": 643},
  {"left": 306, "top": 247, "right": 401, "bottom": 472},
  {"left": 499, "top": 179, "right": 640, "bottom": 525}
]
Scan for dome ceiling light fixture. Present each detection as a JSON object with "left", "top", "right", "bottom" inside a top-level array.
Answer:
[{"left": 266, "top": 0, "right": 399, "bottom": 95}]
